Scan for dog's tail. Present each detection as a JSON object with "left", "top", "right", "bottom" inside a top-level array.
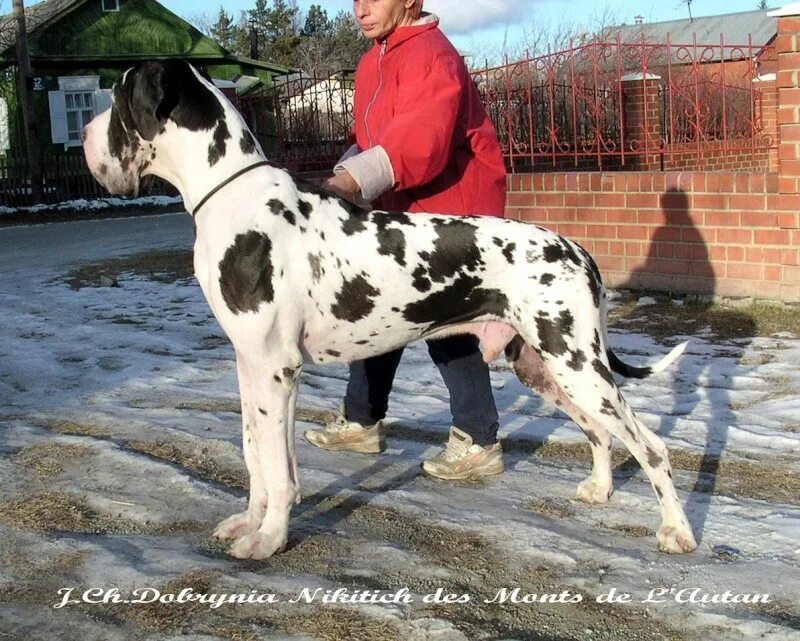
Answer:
[{"left": 606, "top": 342, "right": 688, "bottom": 379}]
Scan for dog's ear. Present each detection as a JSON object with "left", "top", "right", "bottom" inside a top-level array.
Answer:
[{"left": 130, "top": 61, "right": 178, "bottom": 140}]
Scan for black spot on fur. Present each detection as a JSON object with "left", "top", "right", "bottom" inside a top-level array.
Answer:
[
  {"left": 540, "top": 273, "right": 555, "bottom": 286},
  {"left": 583, "top": 429, "right": 601, "bottom": 447},
  {"left": 308, "top": 253, "right": 323, "bottom": 282},
  {"left": 342, "top": 213, "right": 368, "bottom": 235},
  {"left": 646, "top": 448, "right": 663, "bottom": 469},
  {"left": 423, "top": 220, "right": 485, "bottom": 283},
  {"left": 326, "top": 349, "right": 341, "bottom": 357},
  {"left": 591, "top": 330, "right": 603, "bottom": 357},
  {"left": 600, "top": 398, "right": 620, "bottom": 419},
  {"left": 655, "top": 485, "right": 664, "bottom": 499},
  {"left": 566, "top": 349, "right": 586, "bottom": 371},
  {"left": 207, "top": 120, "right": 230, "bottom": 166},
  {"left": 535, "top": 310, "right": 574, "bottom": 356},
  {"left": 543, "top": 244, "right": 564, "bottom": 263},
  {"left": 331, "top": 275, "right": 379, "bottom": 322},
  {"left": 593, "top": 358, "right": 615, "bottom": 386},
  {"left": 493, "top": 237, "right": 503, "bottom": 247},
  {"left": 354, "top": 340, "right": 369, "bottom": 345},
  {"left": 258, "top": 408, "right": 268, "bottom": 416},
  {"left": 502, "top": 242, "right": 516, "bottom": 264},
  {"left": 402, "top": 274, "right": 508, "bottom": 330},
  {"left": 267, "top": 199, "right": 284, "bottom": 215},
  {"left": 282, "top": 367, "right": 297, "bottom": 380},
  {"left": 240, "top": 130, "right": 257, "bottom": 154},
  {"left": 273, "top": 374, "right": 281, "bottom": 383},
  {"left": 412, "top": 265, "right": 431, "bottom": 292},
  {"left": 298, "top": 199, "right": 313, "bottom": 219},
  {"left": 218, "top": 231, "right": 274, "bottom": 314},
  {"left": 376, "top": 226, "right": 406, "bottom": 266}
]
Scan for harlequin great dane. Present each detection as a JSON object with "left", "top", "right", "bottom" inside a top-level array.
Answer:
[{"left": 83, "top": 60, "right": 697, "bottom": 559}]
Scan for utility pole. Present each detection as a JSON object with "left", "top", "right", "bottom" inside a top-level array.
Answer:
[{"left": 13, "top": 0, "right": 42, "bottom": 201}]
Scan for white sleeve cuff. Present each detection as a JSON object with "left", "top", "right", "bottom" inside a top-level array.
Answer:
[{"left": 335, "top": 145, "right": 396, "bottom": 202}]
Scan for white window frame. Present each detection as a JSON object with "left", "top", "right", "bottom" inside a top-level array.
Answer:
[
  {"left": 101, "top": 0, "right": 120, "bottom": 12},
  {"left": 54, "top": 76, "right": 101, "bottom": 148}
]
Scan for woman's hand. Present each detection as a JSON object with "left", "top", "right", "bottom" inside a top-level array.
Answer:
[{"left": 325, "top": 171, "right": 360, "bottom": 202}]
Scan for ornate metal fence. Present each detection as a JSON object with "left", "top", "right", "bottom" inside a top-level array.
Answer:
[
  {"left": 238, "top": 72, "right": 355, "bottom": 173},
  {"left": 474, "top": 34, "right": 775, "bottom": 171}
]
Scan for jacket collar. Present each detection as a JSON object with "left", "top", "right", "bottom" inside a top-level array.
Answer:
[{"left": 377, "top": 12, "right": 439, "bottom": 52}]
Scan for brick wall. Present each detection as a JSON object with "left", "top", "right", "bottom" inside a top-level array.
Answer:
[
  {"left": 505, "top": 171, "right": 800, "bottom": 300},
  {"left": 503, "top": 9, "right": 800, "bottom": 302}
]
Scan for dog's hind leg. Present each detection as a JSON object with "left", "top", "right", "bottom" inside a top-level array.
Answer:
[
  {"left": 227, "top": 348, "right": 302, "bottom": 560},
  {"left": 506, "top": 336, "right": 613, "bottom": 504},
  {"left": 213, "top": 351, "right": 268, "bottom": 541},
  {"left": 507, "top": 336, "right": 696, "bottom": 553}
]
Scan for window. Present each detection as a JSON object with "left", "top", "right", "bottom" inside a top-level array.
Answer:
[
  {"left": 102, "top": 0, "right": 119, "bottom": 11},
  {"left": 49, "top": 76, "right": 111, "bottom": 148},
  {"left": 65, "top": 91, "right": 95, "bottom": 142}
]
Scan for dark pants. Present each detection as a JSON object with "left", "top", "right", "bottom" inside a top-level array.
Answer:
[{"left": 344, "top": 334, "right": 500, "bottom": 446}]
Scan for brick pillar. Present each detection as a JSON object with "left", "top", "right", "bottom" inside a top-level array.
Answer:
[
  {"left": 770, "top": 4, "right": 800, "bottom": 299},
  {"left": 771, "top": 5, "right": 800, "bottom": 196},
  {"left": 753, "top": 73, "right": 779, "bottom": 172},
  {"left": 622, "top": 73, "right": 662, "bottom": 170}
]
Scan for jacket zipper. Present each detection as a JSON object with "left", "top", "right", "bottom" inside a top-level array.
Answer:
[{"left": 364, "top": 41, "right": 387, "bottom": 148}]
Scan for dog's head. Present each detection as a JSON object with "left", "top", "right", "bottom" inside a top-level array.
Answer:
[{"left": 83, "top": 60, "right": 225, "bottom": 197}]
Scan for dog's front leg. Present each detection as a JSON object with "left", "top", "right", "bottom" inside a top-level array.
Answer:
[
  {"left": 228, "top": 355, "right": 300, "bottom": 560},
  {"left": 213, "top": 351, "right": 268, "bottom": 541}
]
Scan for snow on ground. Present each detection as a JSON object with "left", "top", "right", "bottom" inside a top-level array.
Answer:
[
  {"left": 0, "top": 195, "right": 182, "bottom": 216},
  {"left": 0, "top": 213, "right": 798, "bottom": 641}
]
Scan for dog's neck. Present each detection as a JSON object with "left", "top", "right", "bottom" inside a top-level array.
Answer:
[{"left": 142, "top": 90, "right": 266, "bottom": 214}]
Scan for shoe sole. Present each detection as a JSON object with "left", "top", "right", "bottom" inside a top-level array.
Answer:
[
  {"left": 303, "top": 432, "right": 386, "bottom": 454},
  {"left": 422, "top": 460, "right": 505, "bottom": 481}
]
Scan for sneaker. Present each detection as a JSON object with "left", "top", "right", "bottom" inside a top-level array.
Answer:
[
  {"left": 304, "top": 406, "right": 387, "bottom": 453},
  {"left": 422, "top": 426, "right": 504, "bottom": 480}
]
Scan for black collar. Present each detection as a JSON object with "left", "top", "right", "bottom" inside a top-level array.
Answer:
[{"left": 191, "top": 161, "right": 272, "bottom": 217}]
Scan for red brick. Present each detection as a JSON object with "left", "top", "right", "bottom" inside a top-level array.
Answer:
[
  {"left": 704, "top": 211, "right": 739, "bottom": 226},
  {"left": 718, "top": 228, "right": 753, "bottom": 244},
  {"left": 754, "top": 229, "right": 790, "bottom": 245},
  {"left": 727, "top": 263, "right": 763, "bottom": 280},
  {"left": 653, "top": 226, "right": 683, "bottom": 242},
  {"left": 517, "top": 208, "right": 548, "bottom": 224},
  {"left": 626, "top": 193, "right": 659, "bottom": 208},
  {"left": 781, "top": 249, "right": 800, "bottom": 266},
  {"left": 595, "top": 255, "right": 625, "bottom": 271},
  {"left": 727, "top": 246, "right": 745, "bottom": 261},
  {"left": 693, "top": 193, "right": 727, "bottom": 209},
  {"left": 558, "top": 223, "right": 587, "bottom": 238},
  {"left": 593, "top": 193, "right": 625, "bottom": 207},
  {"left": 718, "top": 174, "right": 735, "bottom": 192},
  {"left": 547, "top": 209, "right": 577, "bottom": 222},
  {"left": 617, "top": 225, "right": 649, "bottom": 240},
  {"left": 741, "top": 211, "right": 778, "bottom": 227},
  {"left": 777, "top": 17, "right": 800, "bottom": 37},
  {"left": 588, "top": 224, "right": 618, "bottom": 239},
  {"left": 729, "top": 194, "right": 767, "bottom": 210},
  {"left": 606, "top": 210, "right": 637, "bottom": 223},
  {"left": 765, "top": 265, "right": 784, "bottom": 281},
  {"left": 508, "top": 192, "right": 534, "bottom": 207},
  {"left": 777, "top": 194, "right": 800, "bottom": 210},
  {"left": 535, "top": 193, "right": 565, "bottom": 207}
]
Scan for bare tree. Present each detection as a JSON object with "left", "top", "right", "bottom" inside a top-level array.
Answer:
[{"left": 183, "top": 10, "right": 214, "bottom": 36}]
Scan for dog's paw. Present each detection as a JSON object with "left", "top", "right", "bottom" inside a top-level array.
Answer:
[
  {"left": 657, "top": 525, "right": 697, "bottom": 554},
  {"left": 576, "top": 477, "right": 613, "bottom": 504},
  {"left": 228, "top": 529, "right": 287, "bottom": 560},
  {"left": 213, "top": 511, "right": 260, "bottom": 541}
]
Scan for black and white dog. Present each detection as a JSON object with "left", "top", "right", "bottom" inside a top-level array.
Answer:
[{"left": 83, "top": 60, "right": 696, "bottom": 559}]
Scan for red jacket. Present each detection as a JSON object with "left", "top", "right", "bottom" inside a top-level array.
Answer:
[{"left": 352, "top": 17, "right": 507, "bottom": 216}]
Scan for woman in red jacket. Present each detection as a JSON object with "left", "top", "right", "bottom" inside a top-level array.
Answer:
[{"left": 304, "top": 0, "right": 508, "bottom": 480}]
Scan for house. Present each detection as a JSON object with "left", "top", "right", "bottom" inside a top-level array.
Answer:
[{"left": 0, "top": 0, "right": 293, "bottom": 152}]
